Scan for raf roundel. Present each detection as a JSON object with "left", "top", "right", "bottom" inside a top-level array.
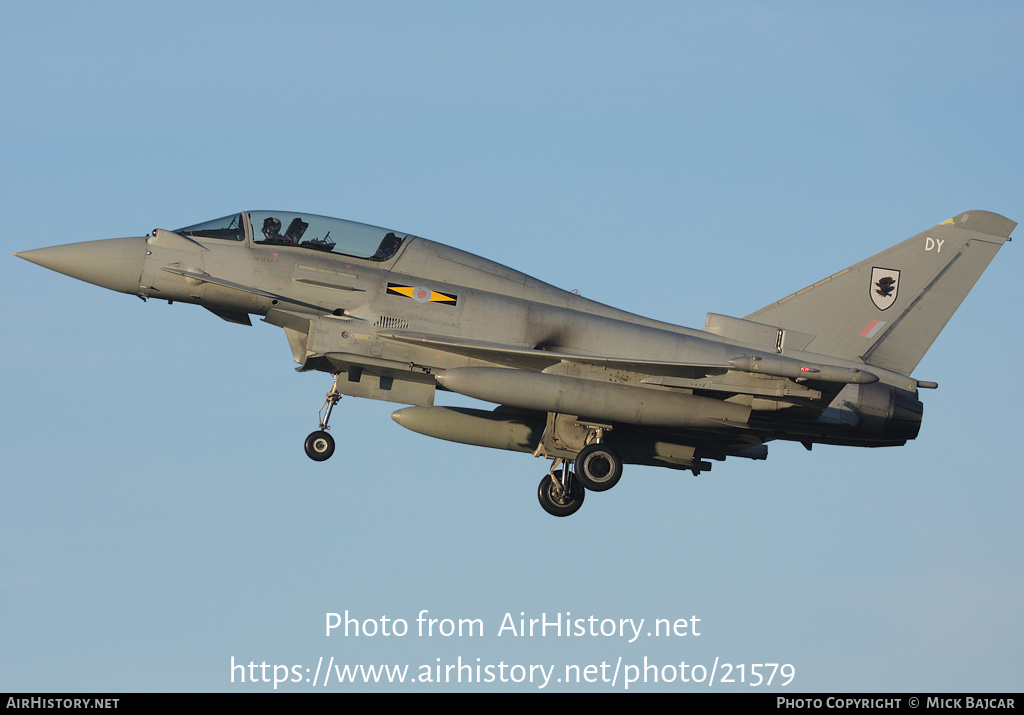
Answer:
[{"left": 386, "top": 282, "right": 458, "bottom": 306}]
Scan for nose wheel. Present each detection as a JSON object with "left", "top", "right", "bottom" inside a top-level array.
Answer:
[
  {"left": 304, "top": 430, "right": 335, "bottom": 461},
  {"left": 305, "top": 380, "right": 341, "bottom": 461}
]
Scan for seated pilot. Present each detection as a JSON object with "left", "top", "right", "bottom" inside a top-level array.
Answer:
[
  {"left": 261, "top": 217, "right": 284, "bottom": 244},
  {"left": 371, "top": 232, "right": 403, "bottom": 261}
]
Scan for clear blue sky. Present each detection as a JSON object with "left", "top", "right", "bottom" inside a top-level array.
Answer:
[{"left": 2, "top": 1, "right": 1021, "bottom": 692}]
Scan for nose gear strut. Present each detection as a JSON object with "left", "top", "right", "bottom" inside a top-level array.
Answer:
[{"left": 304, "top": 377, "right": 342, "bottom": 461}]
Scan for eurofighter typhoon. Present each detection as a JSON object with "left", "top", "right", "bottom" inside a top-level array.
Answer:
[{"left": 15, "top": 210, "right": 1014, "bottom": 516}]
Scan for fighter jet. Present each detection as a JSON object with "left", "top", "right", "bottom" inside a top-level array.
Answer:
[{"left": 15, "top": 209, "right": 1014, "bottom": 516}]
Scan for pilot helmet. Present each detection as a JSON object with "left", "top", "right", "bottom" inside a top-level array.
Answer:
[{"left": 262, "top": 217, "right": 282, "bottom": 237}]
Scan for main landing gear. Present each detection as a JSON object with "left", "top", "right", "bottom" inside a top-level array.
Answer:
[
  {"left": 536, "top": 429, "right": 624, "bottom": 517},
  {"left": 304, "top": 384, "right": 341, "bottom": 461},
  {"left": 537, "top": 461, "right": 586, "bottom": 517},
  {"left": 573, "top": 442, "right": 622, "bottom": 492}
]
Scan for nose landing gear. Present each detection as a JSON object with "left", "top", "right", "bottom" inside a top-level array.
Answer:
[
  {"left": 304, "top": 380, "right": 341, "bottom": 461},
  {"left": 304, "top": 430, "right": 335, "bottom": 461}
]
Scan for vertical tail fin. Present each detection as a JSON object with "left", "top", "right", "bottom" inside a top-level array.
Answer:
[{"left": 745, "top": 211, "right": 1014, "bottom": 375}]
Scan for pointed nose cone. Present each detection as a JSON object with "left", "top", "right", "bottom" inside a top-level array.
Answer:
[{"left": 15, "top": 237, "right": 147, "bottom": 295}]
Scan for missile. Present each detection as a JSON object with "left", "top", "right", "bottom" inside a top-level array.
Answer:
[
  {"left": 391, "top": 406, "right": 542, "bottom": 452},
  {"left": 434, "top": 367, "right": 750, "bottom": 429},
  {"left": 728, "top": 355, "right": 879, "bottom": 384}
]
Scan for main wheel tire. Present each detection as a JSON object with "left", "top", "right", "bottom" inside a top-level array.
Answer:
[
  {"left": 537, "top": 469, "right": 585, "bottom": 517},
  {"left": 574, "top": 444, "right": 623, "bottom": 492},
  {"left": 304, "top": 430, "right": 336, "bottom": 461}
]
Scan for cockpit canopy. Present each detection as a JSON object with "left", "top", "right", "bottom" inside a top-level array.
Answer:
[{"left": 175, "top": 211, "right": 408, "bottom": 262}]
